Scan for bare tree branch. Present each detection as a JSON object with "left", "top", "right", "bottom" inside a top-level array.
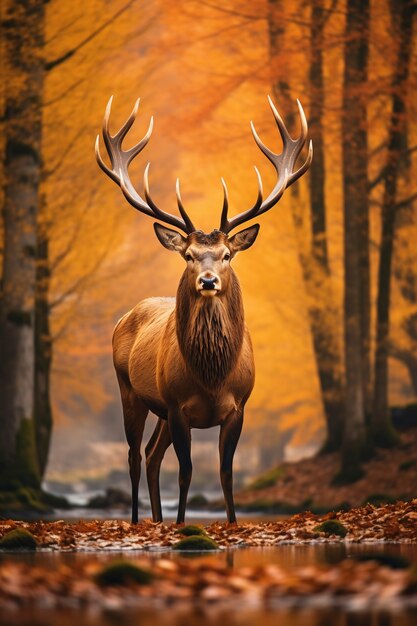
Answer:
[
  {"left": 45, "top": 0, "right": 138, "bottom": 71},
  {"left": 45, "top": 16, "right": 82, "bottom": 46},
  {"left": 395, "top": 192, "right": 417, "bottom": 210},
  {"left": 43, "top": 126, "right": 89, "bottom": 179},
  {"left": 43, "top": 78, "right": 87, "bottom": 108}
]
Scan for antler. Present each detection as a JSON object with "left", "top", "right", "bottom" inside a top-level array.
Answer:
[
  {"left": 95, "top": 96, "right": 195, "bottom": 234},
  {"left": 220, "top": 97, "right": 313, "bottom": 234}
]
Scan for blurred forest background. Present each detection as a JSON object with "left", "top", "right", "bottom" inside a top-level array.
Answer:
[{"left": 0, "top": 0, "right": 416, "bottom": 511}]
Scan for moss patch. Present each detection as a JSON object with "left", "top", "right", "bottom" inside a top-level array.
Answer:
[
  {"left": 16, "top": 487, "right": 50, "bottom": 512},
  {"left": 314, "top": 520, "right": 348, "bottom": 538},
  {"left": 0, "top": 487, "right": 69, "bottom": 515},
  {"left": 175, "top": 525, "right": 207, "bottom": 537},
  {"left": 187, "top": 494, "right": 209, "bottom": 507},
  {"left": 40, "top": 490, "right": 70, "bottom": 509},
  {"left": 246, "top": 466, "right": 285, "bottom": 490},
  {"left": 14, "top": 419, "right": 41, "bottom": 489},
  {"left": 399, "top": 459, "right": 415, "bottom": 472},
  {"left": 95, "top": 560, "right": 153, "bottom": 586},
  {"left": 364, "top": 494, "right": 397, "bottom": 507},
  {"left": 0, "top": 528, "right": 37, "bottom": 551},
  {"left": 353, "top": 552, "right": 410, "bottom": 570},
  {"left": 173, "top": 535, "right": 219, "bottom": 551}
]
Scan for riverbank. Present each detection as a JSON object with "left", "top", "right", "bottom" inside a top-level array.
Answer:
[
  {"left": 0, "top": 499, "right": 416, "bottom": 551},
  {"left": 232, "top": 424, "right": 417, "bottom": 514}
]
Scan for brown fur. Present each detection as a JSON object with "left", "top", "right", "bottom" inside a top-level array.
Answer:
[
  {"left": 113, "top": 226, "right": 258, "bottom": 524},
  {"left": 176, "top": 269, "right": 244, "bottom": 388}
]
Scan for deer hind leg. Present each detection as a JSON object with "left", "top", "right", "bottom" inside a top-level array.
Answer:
[
  {"left": 219, "top": 410, "right": 243, "bottom": 524},
  {"left": 168, "top": 410, "right": 192, "bottom": 524},
  {"left": 117, "top": 374, "right": 148, "bottom": 524},
  {"left": 145, "top": 418, "right": 172, "bottom": 522}
]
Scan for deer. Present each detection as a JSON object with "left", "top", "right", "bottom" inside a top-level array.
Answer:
[{"left": 95, "top": 95, "right": 312, "bottom": 524}]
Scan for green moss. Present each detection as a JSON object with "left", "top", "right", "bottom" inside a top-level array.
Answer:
[
  {"left": 175, "top": 525, "right": 207, "bottom": 537},
  {"left": 16, "top": 487, "right": 50, "bottom": 512},
  {"left": 173, "top": 535, "right": 219, "bottom": 551},
  {"left": 353, "top": 552, "right": 410, "bottom": 570},
  {"left": 95, "top": 560, "right": 153, "bottom": 586},
  {"left": 399, "top": 459, "right": 415, "bottom": 472},
  {"left": 363, "top": 493, "right": 397, "bottom": 507},
  {"left": 0, "top": 528, "right": 37, "bottom": 551},
  {"left": 0, "top": 487, "right": 68, "bottom": 515},
  {"left": 188, "top": 494, "right": 209, "bottom": 507},
  {"left": 314, "top": 520, "right": 348, "bottom": 538},
  {"left": 40, "top": 490, "right": 70, "bottom": 509},
  {"left": 14, "top": 419, "right": 41, "bottom": 489},
  {"left": 247, "top": 466, "right": 286, "bottom": 491}
]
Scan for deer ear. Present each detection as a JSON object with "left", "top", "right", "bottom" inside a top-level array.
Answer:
[
  {"left": 229, "top": 224, "right": 260, "bottom": 254},
  {"left": 154, "top": 223, "right": 187, "bottom": 252}
]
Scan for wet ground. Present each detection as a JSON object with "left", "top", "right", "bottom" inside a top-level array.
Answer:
[{"left": 1, "top": 543, "right": 416, "bottom": 626}]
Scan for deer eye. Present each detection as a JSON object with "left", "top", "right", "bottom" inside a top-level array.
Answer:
[
  {"left": 223, "top": 253, "right": 231, "bottom": 262},
  {"left": 185, "top": 253, "right": 193, "bottom": 262}
]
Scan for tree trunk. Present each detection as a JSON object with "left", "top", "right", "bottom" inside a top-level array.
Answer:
[
  {"left": 0, "top": 0, "right": 45, "bottom": 489},
  {"left": 268, "top": 0, "right": 344, "bottom": 452},
  {"left": 308, "top": 0, "right": 344, "bottom": 452},
  {"left": 34, "top": 221, "right": 53, "bottom": 477},
  {"left": 372, "top": 0, "right": 414, "bottom": 447},
  {"left": 338, "top": 0, "right": 370, "bottom": 483},
  {"left": 405, "top": 356, "right": 417, "bottom": 397}
]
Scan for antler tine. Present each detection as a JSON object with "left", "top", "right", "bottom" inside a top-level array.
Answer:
[
  {"left": 220, "top": 98, "right": 312, "bottom": 234},
  {"left": 96, "top": 97, "right": 195, "bottom": 235},
  {"left": 220, "top": 178, "right": 229, "bottom": 232},
  {"left": 267, "top": 95, "right": 292, "bottom": 147},
  {"left": 220, "top": 168, "right": 263, "bottom": 233},
  {"left": 95, "top": 134, "right": 119, "bottom": 185},
  {"left": 116, "top": 98, "right": 140, "bottom": 144},
  {"left": 176, "top": 179, "right": 196, "bottom": 232}
]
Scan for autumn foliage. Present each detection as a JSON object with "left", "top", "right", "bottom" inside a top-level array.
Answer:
[{"left": 0, "top": 0, "right": 416, "bottom": 497}]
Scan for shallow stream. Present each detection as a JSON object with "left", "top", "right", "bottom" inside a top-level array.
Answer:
[{"left": 1, "top": 540, "right": 416, "bottom": 626}]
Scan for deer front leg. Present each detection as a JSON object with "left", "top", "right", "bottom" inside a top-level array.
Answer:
[
  {"left": 168, "top": 410, "right": 192, "bottom": 524},
  {"left": 219, "top": 410, "right": 243, "bottom": 524},
  {"left": 117, "top": 374, "right": 148, "bottom": 525},
  {"left": 145, "top": 419, "right": 172, "bottom": 522}
]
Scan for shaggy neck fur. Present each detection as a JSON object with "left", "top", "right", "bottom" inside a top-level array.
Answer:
[{"left": 176, "top": 270, "right": 245, "bottom": 389}]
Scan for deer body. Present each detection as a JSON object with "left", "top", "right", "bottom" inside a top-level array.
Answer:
[
  {"left": 114, "top": 293, "right": 254, "bottom": 427},
  {"left": 95, "top": 95, "right": 312, "bottom": 524}
]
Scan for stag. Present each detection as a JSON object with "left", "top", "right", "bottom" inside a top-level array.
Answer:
[{"left": 95, "top": 96, "right": 312, "bottom": 524}]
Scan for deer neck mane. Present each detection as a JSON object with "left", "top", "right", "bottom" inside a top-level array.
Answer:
[{"left": 175, "top": 270, "right": 245, "bottom": 389}]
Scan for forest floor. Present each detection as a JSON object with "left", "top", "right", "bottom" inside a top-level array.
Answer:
[
  {"left": 0, "top": 501, "right": 416, "bottom": 609},
  {"left": 0, "top": 499, "right": 416, "bottom": 549},
  {"left": 231, "top": 425, "right": 417, "bottom": 514}
]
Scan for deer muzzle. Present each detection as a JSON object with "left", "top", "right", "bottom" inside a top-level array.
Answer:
[{"left": 196, "top": 273, "right": 221, "bottom": 296}]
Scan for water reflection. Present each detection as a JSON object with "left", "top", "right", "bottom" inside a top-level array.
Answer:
[
  {"left": 2, "top": 606, "right": 417, "bottom": 626},
  {"left": 2, "top": 542, "right": 416, "bottom": 570},
  {"left": 1, "top": 544, "right": 416, "bottom": 626}
]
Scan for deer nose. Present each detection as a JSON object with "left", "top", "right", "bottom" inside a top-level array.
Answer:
[{"left": 200, "top": 275, "right": 218, "bottom": 290}]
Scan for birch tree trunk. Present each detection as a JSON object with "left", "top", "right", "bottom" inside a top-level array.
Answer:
[{"left": 0, "top": 0, "right": 45, "bottom": 488}]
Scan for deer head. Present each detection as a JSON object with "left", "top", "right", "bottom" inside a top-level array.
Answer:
[{"left": 95, "top": 96, "right": 313, "bottom": 298}]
